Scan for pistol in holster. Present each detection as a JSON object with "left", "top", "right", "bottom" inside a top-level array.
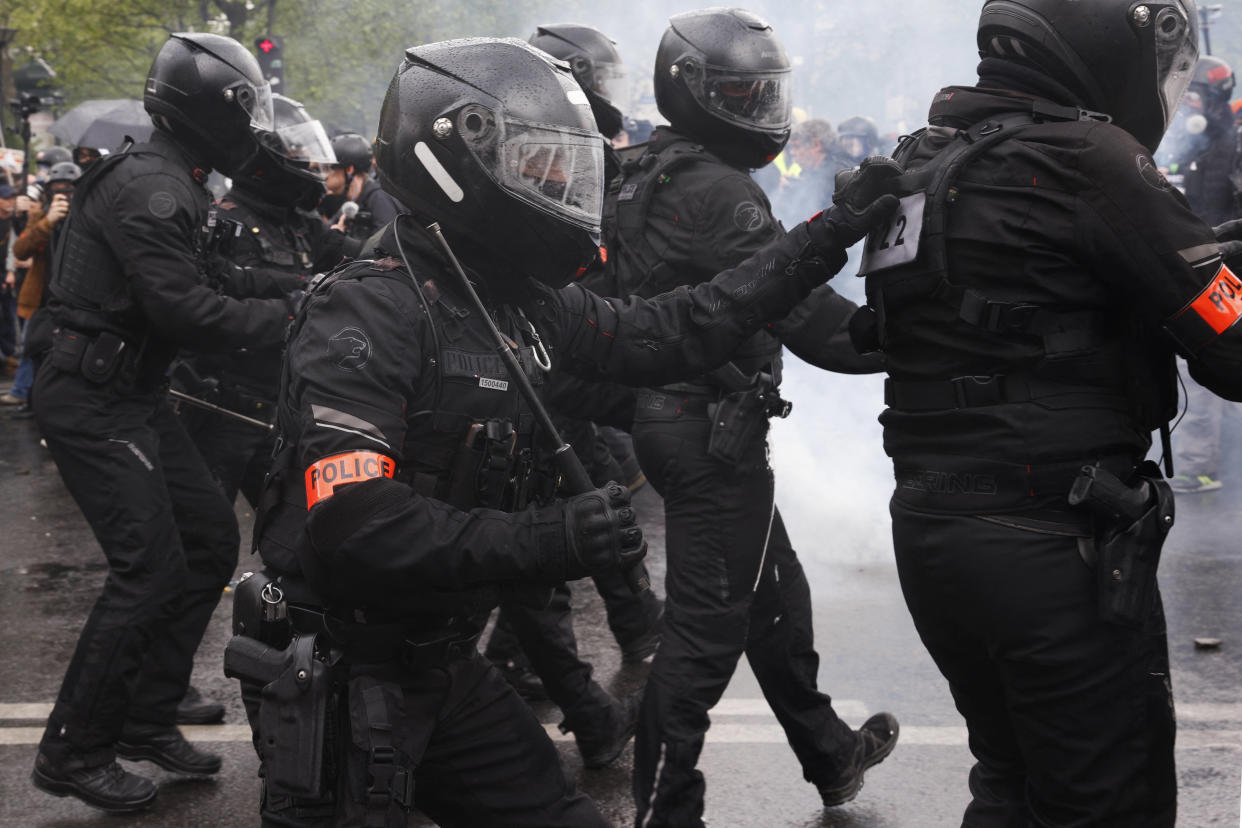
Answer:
[
  {"left": 225, "top": 572, "right": 341, "bottom": 798},
  {"left": 1068, "top": 460, "right": 1175, "bottom": 628},
  {"left": 706, "top": 372, "right": 792, "bottom": 466}
]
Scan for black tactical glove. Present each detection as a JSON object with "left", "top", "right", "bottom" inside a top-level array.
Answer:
[
  {"left": 1212, "top": 219, "right": 1242, "bottom": 264},
  {"left": 562, "top": 481, "right": 647, "bottom": 580},
  {"left": 805, "top": 156, "right": 903, "bottom": 251}
]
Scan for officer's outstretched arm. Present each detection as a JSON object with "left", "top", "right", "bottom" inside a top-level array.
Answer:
[
  {"left": 770, "top": 284, "right": 884, "bottom": 374},
  {"left": 532, "top": 159, "right": 899, "bottom": 386}
]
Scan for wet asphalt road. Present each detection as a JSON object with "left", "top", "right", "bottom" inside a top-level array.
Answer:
[{"left": 1, "top": 393, "right": 1240, "bottom": 827}]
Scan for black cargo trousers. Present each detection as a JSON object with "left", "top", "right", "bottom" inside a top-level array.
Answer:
[
  {"left": 629, "top": 390, "right": 857, "bottom": 827},
  {"left": 891, "top": 498, "right": 1176, "bottom": 827},
  {"left": 33, "top": 364, "right": 238, "bottom": 765}
]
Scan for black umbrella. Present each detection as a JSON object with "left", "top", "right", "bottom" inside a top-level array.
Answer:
[{"left": 50, "top": 99, "right": 154, "bottom": 151}]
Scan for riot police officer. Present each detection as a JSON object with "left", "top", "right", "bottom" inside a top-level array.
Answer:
[
  {"left": 323, "top": 131, "right": 404, "bottom": 241},
  {"left": 856, "top": 1, "right": 1242, "bottom": 823},
  {"left": 836, "top": 115, "right": 883, "bottom": 164},
  {"left": 529, "top": 23, "right": 629, "bottom": 143},
  {"left": 605, "top": 10, "right": 899, "bottom": 826},
  {"left": 471, "top": 22, "right": 663, "bottom": 735},
  {"left": 176, "top": 93, "right": 350, "bottom": 506},
  {"left": 29, "top": 33, "right": 300, "bottom": 813},
  {"left": 233, "top": 36, "right": 897, "bottom": 827}
]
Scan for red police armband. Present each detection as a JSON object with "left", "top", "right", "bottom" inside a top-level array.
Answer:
[
  {"left": 1165, "top": 263, "right": 1242, "bottom": 354},
  {"left": 1176, "top": 263, "right": 1242, "bottom": 336},
  {"left": 305, "top": 451, "right": 396, "bottom": 508}
]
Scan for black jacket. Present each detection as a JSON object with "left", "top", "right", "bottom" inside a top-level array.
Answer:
[
  {"left": 44, "top": 130, "right": 292, "bottom": 381},
  {"left": 869, "top": 86, "right": 1242, "bottom": 484},
  {"left": 258, "top": 218, "right": 841, "bottom": 619},
  {"left": 606, "top": 125, "right": 879, "bottom": 382}
]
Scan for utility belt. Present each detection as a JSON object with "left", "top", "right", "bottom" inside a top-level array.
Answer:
[
  {"left": 229, "top": 570, "right": 481, "bottom": 668},
  {"left": 635, "top": 374, "right": 792, "bottom": 466},
  {"left": 47, "top": 326, "right": 148, "bottom": 390},
  {"left": 885, "top": 373, "right": 1127, "bottom": 411},
  {"left": 892, "top": 453, "right": 1136, "bottom": 514}
]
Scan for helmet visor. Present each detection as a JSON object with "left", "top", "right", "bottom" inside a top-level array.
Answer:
[
  {"left": 277, "top": 120, "right": 337, "bottom": 165},
  {"left": 235, "top": 81, "right": 275, "bottom": 132},
  {"left": 1155, "top": 2, "right": 1200, "bottom": 132},
  {"left": 593, "top": 61, "right": 629, "bottom": 109},
  {"left": 462, "top": 109, "right": 602, "bottom": 231},
  {"left": 685, "top": 64, "right": 791, "bottom": 132}
]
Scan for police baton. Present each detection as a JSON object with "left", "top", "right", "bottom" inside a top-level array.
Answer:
[
  {"left": 167, "top": 388, "right": 275, "bottom": 432},
  {"left": 409, "top": 218, "right": 651, "bottom": 595}
]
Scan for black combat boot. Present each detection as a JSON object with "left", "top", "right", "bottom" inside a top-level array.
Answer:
[
  {"left": 560, "top": 691, "right": 642, "bottom": 769},
  {"left": 32, "top": 752, "right": 157, "bottom": 813},
  {"left": 817, "top": 712, "right": 900, "bottom": 807},
  {"left": 116, "top": 723, "right": 222, "bottom": 775}
]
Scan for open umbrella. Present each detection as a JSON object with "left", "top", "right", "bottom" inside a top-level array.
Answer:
[{"left": 50, "top": 99, "right": 154, "bottom": 151}]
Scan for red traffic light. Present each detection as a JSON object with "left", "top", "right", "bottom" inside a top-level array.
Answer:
[{"left": 256, "top": 37, "right": 277, "bottom": 53}]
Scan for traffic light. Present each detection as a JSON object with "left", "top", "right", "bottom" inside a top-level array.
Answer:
[{"left": 254, "top": 36, "right": 285, "bottom": 92}]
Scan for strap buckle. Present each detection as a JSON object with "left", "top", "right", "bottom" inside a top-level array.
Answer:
[
  {"left": 950, "top": 375, "right": 1003, "bottom": 408},
  {"left": 960, "top": 290, "right": 1040, "bottom": 333}
]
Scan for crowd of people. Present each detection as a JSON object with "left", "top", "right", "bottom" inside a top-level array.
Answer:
[{"left": 2, "top": 1, "right": 1240, "bottom": 826}]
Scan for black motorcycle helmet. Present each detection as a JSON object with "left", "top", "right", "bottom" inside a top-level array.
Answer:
[
  {"left": 654, "top": 8, "right": 792, "bottom": 169},
  {"left": 375, "top": 37, "right": 604, "bottom": 288},
  {"left": 529, "top": 23, "right": 627, "bottom": 137},
  {"left": 1192, "top": 55, "right": 1235, "bottom": 104},
  {"left": 1188, "top": 54, "right": 1235, "bottom": 131},
  {"left": 977, "top": 0, "right": 1199, "bottom": 153},
  {"left": 836, "top": 115, "right": 880, "bottom": 163},
  {"left": 234, "top": 94, "right": 335, "bottom": 210},
  {"left": 330, "top": 133, "right": 373, "bottom": 175},
  {"left": 144, "top": 32, "right": 275, "bottom": 176}
]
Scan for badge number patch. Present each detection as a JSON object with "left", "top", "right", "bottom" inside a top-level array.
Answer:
[
  {"left": 479, "top": 377, "right": 509, "bottom": 391},
  {"left": 859, "top": 192, "right": 925, "bottom": 275}
]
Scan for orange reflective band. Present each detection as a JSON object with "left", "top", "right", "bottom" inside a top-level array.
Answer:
[
  {"left": 1182, "top": 263, "right": 1242, "bottom": 335},
  {"left": 305, "top": 451, "right": 396, "bottom": 509}
]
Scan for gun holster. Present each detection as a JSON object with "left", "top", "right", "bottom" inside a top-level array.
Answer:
[
  {"left": 706, "top": 375, "right": 790, "bottom": 466},
  {"left": 224, "top": 631, "right": 340, "bottom": 798},
  {"left": 1070, "top": 460, "right": 1175, "bottom": 628}
]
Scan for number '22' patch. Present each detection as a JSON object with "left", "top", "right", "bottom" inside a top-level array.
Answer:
[{"left": 859, "top": 193, "right": 925, "bottom": 275}]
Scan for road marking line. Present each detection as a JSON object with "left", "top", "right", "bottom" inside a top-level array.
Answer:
[
  {"left": 4, "top": 701, "right": 1242, "bottom": 752},
  {"left": 7, "top": 699, "right": 1240, "bottom": 722},
  {"left": 0, "top": 722, "right": 1239, "bottom": 750}
]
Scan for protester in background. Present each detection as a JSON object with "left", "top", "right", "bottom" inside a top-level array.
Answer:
[
  {"left": 773, "top": 118, "right": 848, "bottom": 226},
  {"left": 1, "top": 162, "right": 81, "bottom": 415}
]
